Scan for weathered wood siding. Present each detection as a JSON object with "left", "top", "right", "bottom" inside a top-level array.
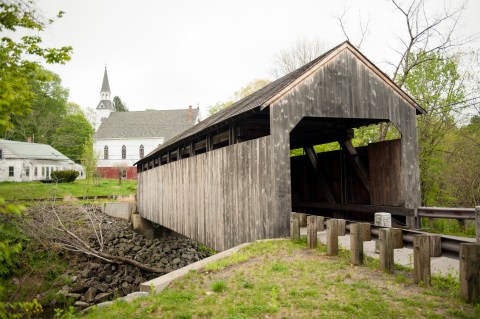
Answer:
[
  {"left": 270, "top": 47, "right": 421, "bottom": 225},
  {"left": 137, "top": 136, "right": 275, "bottom": 251}
]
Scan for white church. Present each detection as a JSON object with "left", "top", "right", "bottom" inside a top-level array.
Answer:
[{"left": 93, "top": 68, "right": 200, "bottom": 179}]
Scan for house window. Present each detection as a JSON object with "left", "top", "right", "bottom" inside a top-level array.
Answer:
[
  {"left": 0, "top": 149, "right": 3, "bottom": 159},
  {"left": 122, "top": 145, "right": 126, "bottom": 159},
  {"left": 34, "top": 167, "right": 38, "bottom": 177},
  {"left": 8, "top": 166, "right": 14, "bottom": 177},
  {"left": 42, "top": 166, "right": 45, "bottom": 177},
  {"left": 121, "top": 169, "right": 127, "bottom": 178},
  {"left": 104, "top": 145, "right": 109, "bottom": 159},
  {"left": 139, "top": 145, "right": 144, "bottom": 159},
  {"left": 25, "top": 167, "right": 30, "bottom": 177}
]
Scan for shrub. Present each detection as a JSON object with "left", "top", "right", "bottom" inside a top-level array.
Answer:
[{"left": 51, "top": 170, "right": 79, "bottom": 183}]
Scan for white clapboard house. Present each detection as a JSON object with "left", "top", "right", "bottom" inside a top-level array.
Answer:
[{"left": 0, "top": 139, "right": 84, "bottom": 182}]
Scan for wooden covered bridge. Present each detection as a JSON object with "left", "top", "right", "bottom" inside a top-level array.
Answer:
[{"left": 136, "top": 41, "right": 425, "bottom": 252}]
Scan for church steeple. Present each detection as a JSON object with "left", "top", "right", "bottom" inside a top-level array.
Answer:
[
  {"left": 95, "top": 66, "right": 114, "bottom": 131},
  {"left": 100, "top": 66, "right": 111, "bottom": 101}
]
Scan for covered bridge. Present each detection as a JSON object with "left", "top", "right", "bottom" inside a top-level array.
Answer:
[{"left": 136, "top": 41, "right": 425, "bottom": 252}]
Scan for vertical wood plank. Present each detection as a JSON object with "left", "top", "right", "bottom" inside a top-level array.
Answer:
[{"left": 360, "top": 223, "right": 371, "bottom": 241}]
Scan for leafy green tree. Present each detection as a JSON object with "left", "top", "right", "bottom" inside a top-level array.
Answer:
[
  {"left": 51, "top": 112, "right": 94, "bottom": 162},
  {"left": 401, "top": 51, "right": 466, "bottom": 206},
  {"left": 208, "top": 79, "right": 271, "bottom": 116},
  {"left": 113, "top": 96, "right": 128, "bottom": 112},
  {"left": 0, "top": 0, "right": 72, "bottom": 133},
  {"left": 5, "top": 69, "right": 69, "bottom": 143},
  {"left": 0, "top": 2, "right": 71, "bottom": 306},
  {"left": 81, "top": 136, "right": 99, "bottom": 186}
]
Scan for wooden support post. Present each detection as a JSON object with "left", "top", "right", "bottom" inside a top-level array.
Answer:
[
  {"left": 476, "top": 206, "right": 479, "bottom": 243},
  {"left": 290, "top": 213, "right": 300, "bottom": 240},
  {"left": 327, "top": 219, "right": 339, "bottom": 256},
  {"left": 392, "top": 228, "right": 403, "bottom": 249},
  {"left": 337, "top": 219, "right": 346, "bottom": 236},
  {"left": 338, "top": 138, "right": 370, "bottom": 192},
  {"left": 460, "top": 243, "right": 480, "bottom": 303},
  {"left": 429, "top": 235, "right": 442, "bottom": 257},
  {"left": 360, "top": 223, "right": 371, "bottom": 241},
  {"left": 379, "top": 228, "right": 394, "bottom": 274},
  {"left": 298, "top": 213, "right": 307, "bottom": 227},
  {"left": 350, "top": 223, "right": 364, "bottom": 265},
  {"left": 413, "top": 234, "right": 431, "bottom": 285},
  {"left": 307, "top": 216, "right": 318, "bottom": 249},
  {"left": 316, "top": 216, "right": 325, "bottom": 232},
  {"left": 304, "top": 146, "right": 336, "bottom": 204}
]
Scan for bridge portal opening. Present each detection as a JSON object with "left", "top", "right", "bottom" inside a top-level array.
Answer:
[{"left": 289, "top": 117, "right": 407, "bottom": 224}]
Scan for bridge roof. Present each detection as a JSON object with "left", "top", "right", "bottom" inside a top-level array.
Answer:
[{"left": 139, "top": 41, "right": 424, "bottom": 165}]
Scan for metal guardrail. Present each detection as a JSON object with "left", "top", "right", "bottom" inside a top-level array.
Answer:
[{"left": 416, "top": 206, "right": 476, "bottom": 220}]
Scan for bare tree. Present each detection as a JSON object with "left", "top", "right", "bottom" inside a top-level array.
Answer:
[
  {"left": 334, "top": 7, "right": 371, "bottom": 49},
  {"left": 24, "top": 203, "right": 167, "bottom": 274},
  {"left": 270, "top": 35, "right": 328, "bottom": 78}
]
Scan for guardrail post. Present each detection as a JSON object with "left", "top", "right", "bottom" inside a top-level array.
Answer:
[
  {"left": 392, "top": 228, "right": 403, "bottom": 249},
  {"left": 298, "top": 213, "right": 307, "bottom": 227},
  {"left": 413, "top": 234, "right": 431, "bottom": 285},
  {"left": 337, "top": 219, "right": 346, "bottom": 236},
  {"left": 379, "top": 228, "right": 394, "bottom": 273},
  {"left": 350, "top": 223, "right": 364, "bottom": 265},
  {"left": 360, "top": 223, "right": 371, "bottom": 241},
  {"left": 316, "top": 216, "right": 325, "bottom": 232},
  {"left": 307, "top": 216, "right": 317, "bottom": 249},
  {"left": 327, "top": 219, "right": 339, "bottom": 256},
  {"left": 460, "top": 243, "right": 480, "bottom": 303},
  {"left": 290, "top": 213, "right": 300, "bottom": 240},
  {"left": 476, "top": 206, "right": 479, "bottom": 243},
  {"left": 429, "top": 235, "right": 442, "bottom": 257}
]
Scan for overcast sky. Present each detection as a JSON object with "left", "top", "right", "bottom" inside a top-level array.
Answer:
[{"left": 36, "top": 0, "right": 480, "bottom": 118}]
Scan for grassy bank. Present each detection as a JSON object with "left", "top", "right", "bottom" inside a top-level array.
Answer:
[
  {"left": 83, "top": 239, "right": 479, "bottom": 319},
  {"left": 0, "top": 179, "right": 137, "bottom": 201}
]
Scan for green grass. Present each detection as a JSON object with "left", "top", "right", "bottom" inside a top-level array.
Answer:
[
  {"left": 421, "top": 218, "right": 476, "bottom": 238},
  {"left": 82, "top": 239, "right": 479, "bottom": 319},
  {"left": 0, "top": 178, "right": 137, "bottom": 201}
]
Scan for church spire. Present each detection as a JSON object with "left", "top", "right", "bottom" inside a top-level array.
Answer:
[{"left": 100, "top": 66, "right": 111, "bottom": 94}]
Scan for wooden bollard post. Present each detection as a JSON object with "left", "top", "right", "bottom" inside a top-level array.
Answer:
[
  {"left": 316, "top": 216, "right": 325, "bottom": 232},
  {"left": 379, "top": 228, "right": 394, "bottom": 273},
  {"left": 360, "top": 223, "right": 371, "bottom": 241},
  {"left": 327, "top": 219, "right": 339, "bottom": 256},
  {"left": 460, "top": 243, "right": 480, "bottom": 303},
  {"left": 307, "top": 216, "right": 318, "bottom": 249},
  {"left": 392, "top": 228, "right": 403, "bottom": 249},
  {"left": 429, "top": 235, "right": 442, "bottom": 257},
  {"left": 298, "top": 213, "right": 307, "bottom": 227},
  {"left": 337, "top": 219, "right": 346, "bottom": 236},
  {"left": 476, "top": 206, "right": 479, "bottom": 243},
  {"left": 350, "top": 223, "right": 364, "bottom": 265},
  {"left": 413, "top": 234, "right": 431, "bottom": 285},
  {"left": 290, "top": 213, "right": 300, "bottom": 240}
]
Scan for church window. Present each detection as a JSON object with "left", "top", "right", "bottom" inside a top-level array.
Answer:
[
  {"left": 104, "top": 145, "right": 109, "bottom": 159},
  {"left": 34, "top": 167, "right": 38, "bottom": 177},
  {"left": 25, "top": 167, "right": 30, "bottom": 177},
  {"left": 139, "top": 145, "right": 144, "bottom": 159},
  {"left": 9, "top": 166, "right": 14, "bottom": 177},
  {"left": 122, "top": 145, "right": 126, "bottom": 159}
]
